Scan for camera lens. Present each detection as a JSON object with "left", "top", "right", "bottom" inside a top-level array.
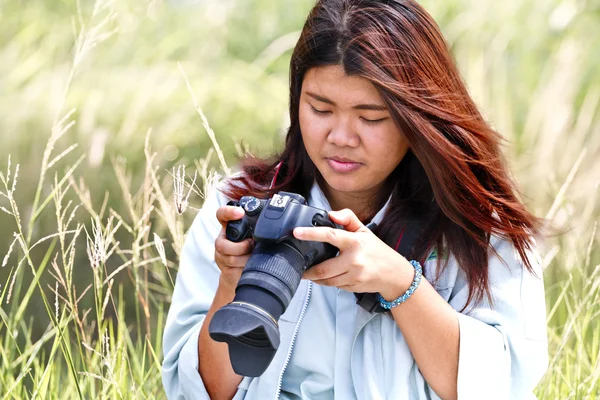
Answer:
[
  {"left": 210, "top": 194, "right": 340, "bottom": 378},
  {"left": 208, "top": 242, "right": 305, "bottom": 377}
]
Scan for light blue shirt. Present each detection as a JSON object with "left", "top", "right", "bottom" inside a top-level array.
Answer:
[
  {"left": 279, "top": 182, "right": 380, "bottom": 400},
  {"left": 279, "top": 283, "right": 337, "bottom": 400},
  {"left": 161, "top": 179, "right": 549, "bottom": 399}
]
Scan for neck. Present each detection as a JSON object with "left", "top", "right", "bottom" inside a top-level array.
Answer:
[{"left": 317, "top": 176, "right": 390, "bottom": 223}]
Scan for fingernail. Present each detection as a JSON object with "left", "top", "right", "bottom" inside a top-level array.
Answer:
[
  {"left": 234, "top": 207, "right": 244, "bottom": 217},
  {"left": 295, "top": 228, "right": 304, "bottom": 236}
]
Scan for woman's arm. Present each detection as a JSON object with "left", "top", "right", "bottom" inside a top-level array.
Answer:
[
  {"left": 380, "top": 236, "right": 548, "bottom": 400},
  {"left": 296, "top": 208, "right": 461, "bottom": 399},
  {"left": 297, "top": 210, "right": 547, "bottom": 400},
  {"left": 198, "top": 278, "right": 243, "bottom": 400},
  {"left": 162, "top": 199, "right": 223, "bottom": 399},
  {"left": 380, "top": 273, "right": 459, "bottom": 400},
  {"left": 162, "top": 187, "right": 251, "bottom": 400}
]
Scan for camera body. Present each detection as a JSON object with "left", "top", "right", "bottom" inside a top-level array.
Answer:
[
  {"left": 226, "top": 192, "right": 340, "bottom": 266},
  {"left": 208, "top": 191, "right": 342, "bottom": 377}
]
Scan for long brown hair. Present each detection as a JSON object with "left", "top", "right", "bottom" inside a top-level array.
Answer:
[{"left": 221, "top": 0, "right": 543, "bottom": 309}]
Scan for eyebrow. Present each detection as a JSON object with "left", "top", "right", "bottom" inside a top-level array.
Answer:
[{"left": 305, "top": 91, "right": 388, "bottom": 111}]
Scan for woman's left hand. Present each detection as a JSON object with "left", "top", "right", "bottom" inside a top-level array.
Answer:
[{"left": 293, "top": 208, "right": 414, "bottom": 299}]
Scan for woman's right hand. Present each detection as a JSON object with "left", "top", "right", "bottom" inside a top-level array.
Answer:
[{"left": 214, "top": 205, "right": 255, "bottom": 293}]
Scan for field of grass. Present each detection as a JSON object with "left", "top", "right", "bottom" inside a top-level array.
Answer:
[{"left": 0, "top": 0, "right": 598, "bottom": 398}]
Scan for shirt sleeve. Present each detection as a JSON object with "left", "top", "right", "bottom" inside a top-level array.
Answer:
[
  {"left": 449, "top": 236, "right": 548, "bottom": 399},
  {"left": 161, "top": 187, "right": 227, "bottom": 399}
]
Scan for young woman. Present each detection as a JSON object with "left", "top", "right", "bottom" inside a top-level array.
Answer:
[{"left": 162, "top": 1, "right": 548, "bottom": 399}]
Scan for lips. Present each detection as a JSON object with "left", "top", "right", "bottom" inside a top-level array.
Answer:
[
  {"left": 327, "top": 156, "right": 361, "bottom": 164},
  {"left": 325, "top": 157, "right": 363, "bottom": 173}
]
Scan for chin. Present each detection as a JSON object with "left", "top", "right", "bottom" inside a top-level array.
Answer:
[{"left": 320, "top": 170, "right": 366, "bottom": 193}]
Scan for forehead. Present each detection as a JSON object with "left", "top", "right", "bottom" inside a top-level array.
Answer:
[{"left": 302, "top": 65, "right": 382, "bottom": 103}]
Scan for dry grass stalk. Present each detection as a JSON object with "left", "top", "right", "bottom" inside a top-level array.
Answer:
[
  {"left": 177, "top": 61, "right": 231, "bottom": 177},
  {"left": 173, "top": 165, "right": 197, "bottom": 215}
]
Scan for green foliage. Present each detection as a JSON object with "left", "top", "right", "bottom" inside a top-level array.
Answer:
[{"left": 0, "top": 0, "right": 598, "bottom": 398}]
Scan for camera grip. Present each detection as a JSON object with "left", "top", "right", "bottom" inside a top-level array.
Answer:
[
  {"left": 226, "top": 219, "right": 250, "bottom": 242},
  {"left": 311, "top": 213, "right": 336, "bottom": 228}
]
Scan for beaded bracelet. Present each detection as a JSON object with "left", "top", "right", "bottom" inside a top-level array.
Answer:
[{"left": 376, "top": 260, "right": 423, "bottom": 310}]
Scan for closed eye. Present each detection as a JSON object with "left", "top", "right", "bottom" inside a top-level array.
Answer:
[
  {"left": 309, "top": 105, "right": 331, "bottom": 115},
  {"left": 310, "top": 104, "right": 387, "bottom": 125},
  {"left": 360, "top": 117, "right": 388, "bottom": 125}
]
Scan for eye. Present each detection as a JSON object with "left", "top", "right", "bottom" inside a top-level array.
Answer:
[
  {"left": 361, "top": 117, "right": 387, "bottom": 125},
  {"left": 309, "top": 105, "right": 331, "bottom": 115}
]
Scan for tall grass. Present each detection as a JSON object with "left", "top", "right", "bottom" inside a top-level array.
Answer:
[{"left": 0, "top": 0, "right": 598, "bottom": 398}]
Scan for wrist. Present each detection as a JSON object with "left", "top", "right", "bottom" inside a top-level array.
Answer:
[
  {"left": 217, "top": 277, "right": 237, "bottom": 299},
  {"left": 377, "top": 260, "right": 423, "bottom": 309},
  {"left": 379, "top": 258, "right": 417, "bottom": 301}
]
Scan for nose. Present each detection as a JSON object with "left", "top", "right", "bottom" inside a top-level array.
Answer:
[{"left": 326, "top": 117, "right": 360, "bottom": 148}]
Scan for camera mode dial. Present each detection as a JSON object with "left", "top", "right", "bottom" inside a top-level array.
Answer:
[{"left": 240, "top": 196, "right": 263, "bottom": 217}]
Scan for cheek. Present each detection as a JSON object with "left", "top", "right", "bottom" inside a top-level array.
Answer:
[
  {"left": 298, "top": 107, "right": 309, "bottom": 138},
  {"left": 367, "top": 130, "right": 409, "bottom": 167},
  {"left": 299, "top": 107, "right": 326, "bottom": 145}
]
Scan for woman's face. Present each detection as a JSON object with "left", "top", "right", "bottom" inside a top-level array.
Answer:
[{"left": 299, "top": 65, "right": 409, "bottom": 207}]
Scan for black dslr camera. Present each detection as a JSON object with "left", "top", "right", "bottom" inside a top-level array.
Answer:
[{"left": 208, "top": 192, "right": 341, "bottom": 377}]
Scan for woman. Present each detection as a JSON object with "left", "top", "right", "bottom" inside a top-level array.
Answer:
[{"left": 162, "top": 0, "right": 548, "bottom": 399}]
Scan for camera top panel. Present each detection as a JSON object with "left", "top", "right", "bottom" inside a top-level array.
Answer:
[{"left": 269, "top": 194, "right": 291, "bottom": 210}]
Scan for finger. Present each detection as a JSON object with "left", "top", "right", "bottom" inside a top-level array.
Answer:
[
  {"left": 293, "top": 226, "right": 353, "bottom": 249},
  {"left": 217, "top": 253, "right": 251, "bottom": 269},
  {"left": 328, "top": 209, "right": 368, "bottom": 233},
  {"left": 220, "top": 265, "right": 245, "bottom": 281},
  {"left": 227, "top": 254, "right": 251, "bottom": 268},
  {"left": 215, "top": 234, "right": 254, "bottom": 256},
  {"left": 221, "top": 265, "right": 245, "bottom": 275},
  {"left": 215, "top": 205, "right": 245, "bottom": 229},
  {"left": 337, "top": 284, "right": 359, "bottom": 292},
  {"left": 303, "top": 258, "right": 349, "bottom": 281},
  {"left": 312, "top": 271, "right": 351, "bottom": 287}
]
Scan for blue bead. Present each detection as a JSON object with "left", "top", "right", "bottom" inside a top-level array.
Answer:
[{"left": 377, "top": 260, "right": 423, "bottom": 310}]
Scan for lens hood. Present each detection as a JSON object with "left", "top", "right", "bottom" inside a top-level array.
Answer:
[{"left": 209, "top": 302, "right": 281, "bottom": 377}]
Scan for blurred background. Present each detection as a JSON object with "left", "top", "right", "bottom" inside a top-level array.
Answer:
[{"left": 0, "top": 0, "right": 598, "bottom": 398}]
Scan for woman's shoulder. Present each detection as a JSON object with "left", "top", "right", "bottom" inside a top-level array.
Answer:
[
  {"left": 436, "top": 232, "right": 540, "bottom": 268},
  {"left": 488, "top": 233, "right": 542, "bottom": 275},
  {"left": 424, "top": 233, "right": 542, "bottom": 291}
]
